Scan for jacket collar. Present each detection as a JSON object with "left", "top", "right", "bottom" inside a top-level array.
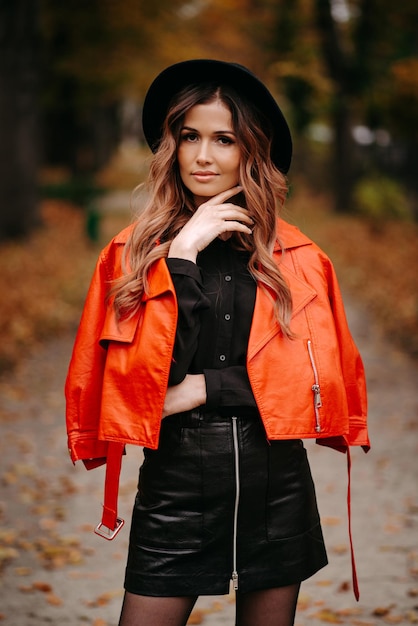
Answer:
[{"left": 274, "top": 219, "right": 314, "bottom": 252}]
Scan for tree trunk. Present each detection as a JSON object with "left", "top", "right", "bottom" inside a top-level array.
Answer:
[
  {"left": 314, "top": 0, "right": 355, "bottom": 212},
  {"left": 332, "top": 94, "right": 354, "bottom": 212},
  {"left": 0, "top": 0, "right": 41, "bottom": 240}
]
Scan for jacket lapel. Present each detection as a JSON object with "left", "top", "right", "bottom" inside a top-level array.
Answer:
[{"left": 248, "top": 251, "right": 317, "bottom": 360}]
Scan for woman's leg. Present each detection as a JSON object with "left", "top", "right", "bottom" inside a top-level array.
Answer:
[
  {"left": 235, "top": 583, "right": 301, "bottom": 626},
  {"left": 118, "top": 591, "right": 198, "bottom": 626}
]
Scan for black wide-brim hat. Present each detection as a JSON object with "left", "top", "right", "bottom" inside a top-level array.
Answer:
[{"left": 142, "top": 59, "right": 292, "bottom": 174}]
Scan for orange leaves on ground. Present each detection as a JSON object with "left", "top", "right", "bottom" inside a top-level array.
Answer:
[
  {"left": 0, "top": 530, "right": 20, "bottom": 571},
  {"left": 0, "top": 200, "right": 99, "bottom": 373},
  {"left": 34, "top": 534, "right": 94, "bottom": 570},
  {"left": 0, "top": 524, "right": 89, "bottom": 573},
  {"left": 322, "top": 516, "right": 342, "bottom": 526},
  {"left": 311, "top": 608, "right": 344, "bottom": 623},
  {"left": 297, "top": 593, "right": 418, "bottom": 624},
  {"left": 18, "top": 581, "right": 63, "bottom": 606},
  {"left": 371, "top": 604, "right": 418, "bottom": 624},
  {"left": 330, "top": 543, "right": 349, "bottom": 555},
  {"left": 187, "top": 609, "right": 205, "bottom": 624},
  {"left": 408, "top": 551, "right": 418, "bottom": 578},
  {"left": 85, "top": 589, "right": 123, "bottom": 608}
]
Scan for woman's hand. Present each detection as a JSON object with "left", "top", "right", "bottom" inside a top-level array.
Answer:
[
  {"left": 168, "top": 186, "right": 253, "bottom": 262},
  {"left": 162, "top": 374, "right": 207, "bottom": 419}
]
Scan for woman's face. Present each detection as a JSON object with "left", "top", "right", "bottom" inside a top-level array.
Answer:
[{"left": 177, "top": 99, "right": 241, "bottom": 206}]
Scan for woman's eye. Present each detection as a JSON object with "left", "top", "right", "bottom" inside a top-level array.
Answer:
[
  {"left": 181, "top": 133, "right": 198, "bottom": 142},
  {"left": 218, "top": 136, "right": 234, "bottom": 145}
]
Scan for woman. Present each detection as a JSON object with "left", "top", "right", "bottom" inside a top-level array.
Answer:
[{"left": 65, "top": 60, "right": 369, "bottom": 626}]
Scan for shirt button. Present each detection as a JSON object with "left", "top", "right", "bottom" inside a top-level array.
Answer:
[
  {"left": 219, "top": 354, "right": 226, "bottom": 362},
  {"left": 225, "top": 275, "right": 232, "bottom": 282},
  {"left": 224, "top": 314, "right": 231, "bottom": 321}
]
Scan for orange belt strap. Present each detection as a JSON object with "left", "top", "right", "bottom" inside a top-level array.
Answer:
[
  {"left": 94, "top": 442, "right": 125, "bottom": 540},
  {"left": 347, "top": 447, "right": 360, "bottom": 600}
]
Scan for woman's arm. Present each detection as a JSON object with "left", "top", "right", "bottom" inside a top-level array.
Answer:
[
  {"left": 163, "top": 373, "right": 207, "bottom": 418},
  {"left": 166, "top": 258, "right": 209, "bottom": 385}
]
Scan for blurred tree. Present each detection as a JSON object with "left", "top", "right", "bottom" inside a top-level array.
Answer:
[
  {"left": 40, "top": 0, "right": 154, "bottom": 173},
  {"left": 267, "top": 0, "right": 418, "bottom": 214},
  {"left": 3, "top": 0, "right": 416, "bottom": 241},
  {"left": 0, "top": 0, "right": 41, "bottom": 239},
  {"left": 39, "top": 0, "right": 272, "bottom": 174}
]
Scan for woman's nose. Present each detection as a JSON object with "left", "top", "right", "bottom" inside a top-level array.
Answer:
[{"left": 196, "top": 140, "right": 213, "bottom": 163}]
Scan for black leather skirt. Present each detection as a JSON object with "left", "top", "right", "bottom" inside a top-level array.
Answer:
[{"left": 124, "top": 409, "right": 328, "bottom": 596}]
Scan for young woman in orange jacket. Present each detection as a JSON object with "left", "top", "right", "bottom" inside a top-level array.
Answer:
[{"left": 65, "top": 60, "right": 369, "bottom": 626}]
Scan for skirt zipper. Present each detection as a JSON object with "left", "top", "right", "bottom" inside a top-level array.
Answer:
[
  {"left": 307, "top": 339, "right": 322, "bottom": 433},
  {"left": 231, "top": 415, "right": 240, "bottom": 591}
]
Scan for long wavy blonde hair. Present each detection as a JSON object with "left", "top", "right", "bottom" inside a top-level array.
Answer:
[{"left": 111, "top": 83, "right": 293, "bottom": 336}]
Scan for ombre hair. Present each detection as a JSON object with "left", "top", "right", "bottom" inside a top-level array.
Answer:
[{"left": 111, "top": 83, "right": 293, "bottom": 336}]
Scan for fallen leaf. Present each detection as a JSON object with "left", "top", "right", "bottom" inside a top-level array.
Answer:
[
  {"left": 187, "top": 609, "right": 205, "bottom": 624},
  {"left": 372, "top": 605, "right": 395, "bottom": 617},
  {"left": 33, "top": 581, "right": 53, "bottom": 593},
  {"left": 18, "top": 585, "right": 35, "bottom": 593},
  {"left": 311, "top": 608, "right": 343, "bottom": 623},
  {"left": 322, "top": 517, "right": 341, "bottom": 526},
  {"left": 337, "top": 607, "right": 362, "bottom": 616},
  {"left": 382, "top": 615, "right": 404, "bottom": 624},
  {"left": 79, "top": 524, "right": 95, "bottom": 533},
  {"left": 0, "top": 546, "right": 19, "bottom": 569},
  {"left": 86, "top": 590, "right": 122, "bottom": 608},
  {"left": 14, "top": 567, "right": 32, "bottom": 576},
  {"left": 296, "top": 593, "right": 312, "bottom": 611},
  {"left": 46, "top": 593, "right": 63, "bottom": 606},
  {"left": 39, "top": 518, "right": 58, "bottom": 531}
]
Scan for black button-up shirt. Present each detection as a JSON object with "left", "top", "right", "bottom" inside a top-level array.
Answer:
[{"left": 167, "top": 237, "right": 258, "bottom": 415}]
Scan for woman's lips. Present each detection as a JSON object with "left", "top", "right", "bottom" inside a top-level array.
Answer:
[{"left": 192, "top": 171, "right": 218, "bottom": 182}]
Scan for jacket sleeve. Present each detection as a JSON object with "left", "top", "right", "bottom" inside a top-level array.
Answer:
[
  {"left": 318, "top": 255, "right": 370, "bottom": 453},
  {"left": 65, "top": 248, "right": 111, "bottom": 469}
]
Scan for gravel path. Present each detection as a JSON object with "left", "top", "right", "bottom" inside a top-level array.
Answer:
[{"left": 0, "top": 296, "right": 417, "bottom": 625}]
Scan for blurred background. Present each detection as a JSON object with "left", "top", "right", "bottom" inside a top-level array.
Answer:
[{"left": 0, "top": 0, "right": 417, "bottom": 370}]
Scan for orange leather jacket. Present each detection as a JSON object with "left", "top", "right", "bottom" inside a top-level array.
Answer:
[{"left": 65, "top": 219, "right": 369, "bottom": 468}]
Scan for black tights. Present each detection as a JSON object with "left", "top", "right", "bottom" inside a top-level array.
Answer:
[{"left": 118, "top": 582, "right": 300, "bottom": 626}]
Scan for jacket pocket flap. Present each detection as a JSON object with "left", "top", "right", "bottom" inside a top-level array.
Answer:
[{"left": 99, "top": 307, "right": 141, "bottom": 345}]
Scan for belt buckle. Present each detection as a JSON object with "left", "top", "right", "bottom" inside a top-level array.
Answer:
[{"left": 94, "top": 517, "right": 124, "bottom": 540}]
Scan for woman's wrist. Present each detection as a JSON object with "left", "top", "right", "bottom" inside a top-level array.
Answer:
[{"left": 168, "top": 239, "right": 197, "bottom": 263}]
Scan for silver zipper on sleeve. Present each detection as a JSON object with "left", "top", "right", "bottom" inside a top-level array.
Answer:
[
  {"left": 231, "top": 415, "right": 240, "bottom": 590},
  {"left": 307, "top": 340, "right": 322, "bottom": 433}
]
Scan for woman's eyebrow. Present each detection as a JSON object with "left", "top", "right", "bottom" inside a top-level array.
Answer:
[{"left": 181, "top": 125, "right": 236, "bottom": 136}]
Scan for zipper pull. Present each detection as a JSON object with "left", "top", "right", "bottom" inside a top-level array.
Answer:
[
  {"left": 312, "top": 383, "right": 322, "bottom": 408},
  {"left": 232, "top": 571, "right": 239, "bottom": 590}
]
